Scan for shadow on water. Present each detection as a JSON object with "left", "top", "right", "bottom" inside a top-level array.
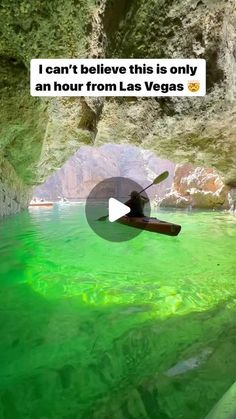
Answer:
[{"left": 0, "top": 280, "right": 236, "bottom": 419}]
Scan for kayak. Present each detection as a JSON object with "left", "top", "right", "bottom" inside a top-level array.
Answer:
[
  {"left": 117, "top": 216, "right": 181, "bottom": 236},
  {"left": 29, "top": 202, "right": 54, "bottom": 208},
  {"left": 205, "top": 380, "right": 236, "bottom": 418}
]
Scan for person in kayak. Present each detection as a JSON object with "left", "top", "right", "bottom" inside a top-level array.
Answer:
[{"left": 125, "top": 190, "right": 149, "bottom": 217}]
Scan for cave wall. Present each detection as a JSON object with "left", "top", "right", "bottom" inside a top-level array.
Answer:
[
  {"left": 96, "top": 0, "right": 236, "bottom": 185},
  {"left": 0, "top": 0, "right": 236, "bottom": 216},
  {"left": 0, "top": 1, "right": 103, "bottom": 215},
  {"left": 0, "top": 157, "right": 31, "bottom": 217}
]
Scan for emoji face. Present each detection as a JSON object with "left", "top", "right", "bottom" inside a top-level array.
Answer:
[{"left": 188, "top": 81, "right": 200, "bottom": 93}]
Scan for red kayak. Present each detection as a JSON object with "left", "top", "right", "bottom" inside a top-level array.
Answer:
[{"left": 117, "top": 216, "right": 181, "bottom": 236}]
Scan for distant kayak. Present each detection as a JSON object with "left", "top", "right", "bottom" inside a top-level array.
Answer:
[
  {"left": 58, "top": 198, "right": 71, "bottom": 205},
  {"left": 57, "top": 201, "right": 71, "bottom": 205},
  {"left": 29, "top": 201, "right": 53, "bottom": 208},
  {"left": 117, "top": 216, "right": 181, "bottom": 236}
]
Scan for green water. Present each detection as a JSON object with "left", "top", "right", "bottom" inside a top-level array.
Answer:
[{"left": 0, "top": 205, "right": 236, "bottom": 419}]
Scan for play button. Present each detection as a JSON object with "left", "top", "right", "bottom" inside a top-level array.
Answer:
[
  {"left": 108, "top": 198, "right": 130, "bottom": 222},
  {"left": 85, "top": 177, "right": 151, "bottom": 242}
]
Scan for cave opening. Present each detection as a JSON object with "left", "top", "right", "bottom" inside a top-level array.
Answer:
[
  {"left": 32, "top": 143, "right": 232, "bottom": 211},
  {"left": 32, "top": 144, "right": 175, "bottom": 203}
]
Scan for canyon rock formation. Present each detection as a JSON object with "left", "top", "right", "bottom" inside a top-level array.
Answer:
[
  {"left": 159, "top": 164, "right": 230, "bottom": 209},
  {"left": 34, "top": 145, "right": 175, "bottom": 200}
]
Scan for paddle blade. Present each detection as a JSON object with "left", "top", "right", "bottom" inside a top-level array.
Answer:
[{"left": 153, "top": 171, "right": 169, "bottom": 184}]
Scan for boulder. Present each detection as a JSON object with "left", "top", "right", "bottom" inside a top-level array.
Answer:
[{"left": 159, "top": 164, "right": 230, "bottom": 209}]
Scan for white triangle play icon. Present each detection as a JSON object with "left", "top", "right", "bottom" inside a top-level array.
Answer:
[{"left": 108, "top": 198, "right": 130, "bottom": 222}]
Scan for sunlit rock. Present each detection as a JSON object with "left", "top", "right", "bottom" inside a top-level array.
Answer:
[{"left": 159, "top": 164, "right": 230, "bottom": 209}]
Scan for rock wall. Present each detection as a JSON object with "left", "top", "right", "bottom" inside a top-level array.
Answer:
[
  {"left": 34, "top": 144, "right": 175, "bottom": 200},
  {"left": 159, "top": 164, "right": 230, "bottom": 209},
  {"left": 0, "top": 158, "right": 31, "bottom": 217},
  {"left": 0, "top": 1, "right": 101, "bottom": 216}
]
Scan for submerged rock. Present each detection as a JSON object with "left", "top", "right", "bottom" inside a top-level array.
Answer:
[{"left": 164, "top": 347, "right": 213, "bottom": 377}]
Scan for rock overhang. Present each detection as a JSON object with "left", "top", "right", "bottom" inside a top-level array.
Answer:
[{"left": 0, "top": 0, "right": 235, "bottom": 194}]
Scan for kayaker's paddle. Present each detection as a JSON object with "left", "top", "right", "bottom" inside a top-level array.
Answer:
[
  {"left": 135, "top": 170, "right": 169, "bottom": 196},
  {"left": 97, "top": 171, "right": 169, "bottom": 221}
]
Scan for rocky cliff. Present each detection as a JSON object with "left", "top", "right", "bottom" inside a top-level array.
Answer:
[
  {"left": 0, "top": 0, "right": 236, "bottom": 215},
  {"left": 34, "top": 144, "right": 175, "bottom": 200}
]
